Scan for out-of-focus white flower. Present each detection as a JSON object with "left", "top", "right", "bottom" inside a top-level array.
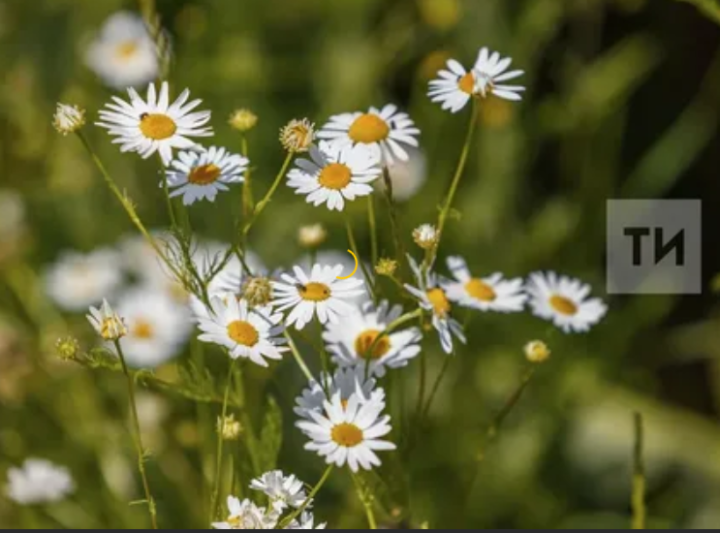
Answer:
[
  {"left": 45, "top": 249, "right": 123, "bottom": 311},
  {"left": 85, "top": 11, "right": 159, "bottom": 90},
  {"left": 115, "top": 287, "right": 192, "bottom": 368},
  {"left": 285, "top": 511, "right": 327, "bottom": 530},
  {"left": 0, "top": 190, "right": 25, "bottom": 243},
  {"left": 6, "top": 459, "right": 75, "bottom": 505},
  {"left": 52, "top": 103, "right": 86, "bottom": 135},
  {"left": 96, "top": 82, "right": 213, "bottom": 165},
  {"left": 317, "top": 105, "right": 420, "bottom": 167},
  {"left": 378, "top": 147, "right": 427, "bottom": 202},
  {"left": 298, "top": 224, "right": 328, "bottom": 249},
  {"left": 324, "top": 300, "right": 422, "bottom": 377},
  {"left": 250, "top": 470, "right": 307, "bottom": 512},
  {"left": 212, "top": 497, "right": 278, "bottom": 530}
]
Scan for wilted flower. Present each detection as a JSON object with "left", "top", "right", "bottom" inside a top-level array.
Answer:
[
  {"left": 280, "top": 119, "right": 315, "bottom": 153},
  {"left": 53, "top": 103, "right": 86, "bottom": 135},
  {"left": 413, "top": 224, "right": 439, "bottom": 250}
]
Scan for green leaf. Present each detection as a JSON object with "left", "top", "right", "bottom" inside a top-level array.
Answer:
[
  {"left": 257, "top": 396, "right": 283, "bottom": 473},
  {"left": 677, "top": 0, "right": 720, "bottom": 25}
]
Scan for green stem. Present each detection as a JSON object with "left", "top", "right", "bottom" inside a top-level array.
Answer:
[
  {"left": 414, "top": 350, "right": 427, "bottom": 425},
  {"left": 279, "top": 466, "right": 334, "bottom": 528},
  {"left": 210, "top": 359, "right": 237, "bottom": 522},
  {"left": 161, "top": 168, "right": 178, "bottom": 230},
  {"left": 243, "top": 152, "right": 293, "bottom": 236},
  {"left": 632, "top": 412, "right": 646, "bottom": 530},
  {"left": 241, "top": 136, "right": 254, "bottom": 220},
  {"left": 113, "top": 340, "right": 158, "bottom": 529},
  {"left": 75, "top": 131, "right": 177, "bottom": 278},
  {"left": 433, "top": 99, "right": 480, "bottom": 262},
  {"left": 421, "top": 355, "right": 453, "bottom": 420},
  {"left": 381, "top": 167, "right": 406, "bottom": 271},
  {"left": 283, "top": 330, "right": 315, "bottom": 383},
  {"left": 316, "top": 319, "right": 331, "bottom": 396},
  {"left": 351, "top": 472, "right": 377, "bottom": 530},
  {"left": 345, "top": 216, "right": 377, "bottom": 303},
  {"left": 368, "top": 195, "right": 379, "bottom": 268}
]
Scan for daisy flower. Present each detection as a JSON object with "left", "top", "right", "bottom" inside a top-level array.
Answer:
[
  {"left": 404, "top": 256, "right": 466, "bottom": 355},
  {"left": 297, "top": 391, "right": 396, "bottom": 473},
  {"left": 295, "top": 367, "right": 385, "bottom": 422},
  {"left": 445, "top": 256, "right": 527, "bottom": 313},
  {"left": 96, "top": 81, "right": 213, "bottom": 165},
  {"left": 526, "top": 272, "right": 608, "bottom": 333},
  {"left": 299, "top": 251, "right": 372, "bottom": 306},
  {"left": 45, "top": 248, "right": 123, "bottom": 311},
  {"left": 87, "top": 299, "right": 127, "bottom": 341},
  {"left": 6, "top": 459, "right": 75, "bottom": 505},
  {"left": 213, "top": 497, "right": 278, "bottom": 530},
  {"left": 115, "top": 287, "right": 192, "bottom": 368},
  {"left": 197, "top": 297, "right": 287, "bottom": 367},
  {"left": 473, "top": 47, "right": 526, "bottom": 101},
  {"left": 250, "top": 470, "right": 307, "bottom": 512},
  {"left": 165, "top": 146, "right": 248, "bottom": 206},
  {"left": 286, "top": 512, "right": 327, "bottom": 530},
  {"left": 272, "top": 264, "right": 365, "bottom": 330},
  {"left": 324, "top": 300, "right": 422, "bottom": 377},
  {"left": 85, "top": 11, "right": 160, "bottom": 90},
  {"left": 428, "top": 49, "right": 525, "bottom": 112},
  {"left": 287, "top": 141, "right": 381, "bottom": 211},
  {"left": 317, "top": 105, "right": 420, "bottom": 166}
]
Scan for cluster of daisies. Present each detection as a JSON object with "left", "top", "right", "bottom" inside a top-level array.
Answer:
[
  {"left": 213, "top": 470, "right": 325, "bottom": 530},
  {"left": 35, "top": 13, "right": 614, "bottom": 527}
]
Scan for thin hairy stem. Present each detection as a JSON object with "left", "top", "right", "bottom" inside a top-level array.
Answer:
[
  {"left": 243, "top": 152, "right": 293, "bottom": 235},
  {"left": 351, "top": 472, "right": 378, "bottom": 530}
]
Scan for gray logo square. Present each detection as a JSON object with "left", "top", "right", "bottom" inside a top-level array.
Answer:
[{"left": 607, "top": 200, "right": 701, "bottom": 295}]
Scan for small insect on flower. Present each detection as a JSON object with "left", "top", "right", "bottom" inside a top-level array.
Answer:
[
  {"left": 287, "top": 141, "right": 382, "bottom": 212},
  {"left": 526, "top": 272, "right": 608, "bottom": 333},
  {"left": 197, "top": 297, "right": 288, "bottom": 367},
  {"left": 525, "top": 340, "right": 551, "bottom": 364},
  {"left": 404, "top": 255, "right": 466, "bottom": 355},
  {"left": 85, "top": 11, "right": 160, "bottom": 90},
  {"left": 53, "top": 103, "right": 86, "bottom": 135},
  {"left": 296, "top": 390, "right": 396, "bottom": 473},
  {"left": 229, "top": 108, "right": 258, "bottom": 132},
  {"left": 250, "top": 470, "right": 307, "bottom": 513},
  {"left": 45, "top": 248, "right": 123, "bottom": 312},
  {"left": 96, "top": 81, "right": 213, "bottom": 165},
  {"left": 272, "top": 264, "right": 366, "bottom": 330},
  {"left": 213, "top": 497, "right": 278, "bottom": 530},
  {"left": 87, "top": 299, "right": 127, "bottom": 341},
  {"left": 295, "top": 367, "right": 386, "bottom": 422},
  {"left": 298, "top": 224, "right": 328, "bottom": 249},
  {"left": 165, "top": 146, "right": 248, "bottom": 206},
  {"left": 317, "top": 104, "right": 420, "bottom": 166},
  {"left": 280, "top": 119, "right": 316, "bottom": 153},
  {"left": 6, "top": 459, "right": 75, "bottom": 505},
  {"left": 324, "top": 300, "right": 422, "bottom": 377},
  {"left": 445, "top": 256, "right": 527, "bottom": 313},
  {"left": 413, "top": 224, "right": 439, "bottom": 251},
  {"left": 428, "top": 47, "right": 525, "bottom": 113}
]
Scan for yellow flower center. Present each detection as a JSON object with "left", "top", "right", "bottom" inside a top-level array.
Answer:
[
  {"left": 227, "top": 320, "right": 260, "bottom": 347},
  {"left": 132, "top": 319, "right": 154, "bottom": 340},
  {"left": 139, "top": 113, "right": 177, "bottom": 141},
  {"left": 465, "top": 279, "right": 497, "bottom": 302},
  {"left": 331, "top": 422, "right": 364, "bottom": 447},
  {"left": 348, "top": 114, "right": 390, "bottom": 144},
  {"left": 550, "top": 295, "right": 578, "bottom": 316},
  {"left": 297, "top": 282, "right": 331, "bottom": 302},
  {"left": 426, "top": 288, "right": 451, "bottom": 317},
  {"left": 354, "top": 329, "right": 391, "bottom": 360},
  {"left": 458, "top": 72, "right": 476, "bottom": 95},
  {"left": 188, "top": 164, "right": 222, "bottom": 185},
  {"left": 318, "top": 163, "right": 352, "bottom": 190},
  {"left": 115, "top": 40, "right": 139, "bottom": 60}
]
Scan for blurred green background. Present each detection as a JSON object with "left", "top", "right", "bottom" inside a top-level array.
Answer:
[{"left": 2, "top": 0, "right": 720, "bottom": 528}]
